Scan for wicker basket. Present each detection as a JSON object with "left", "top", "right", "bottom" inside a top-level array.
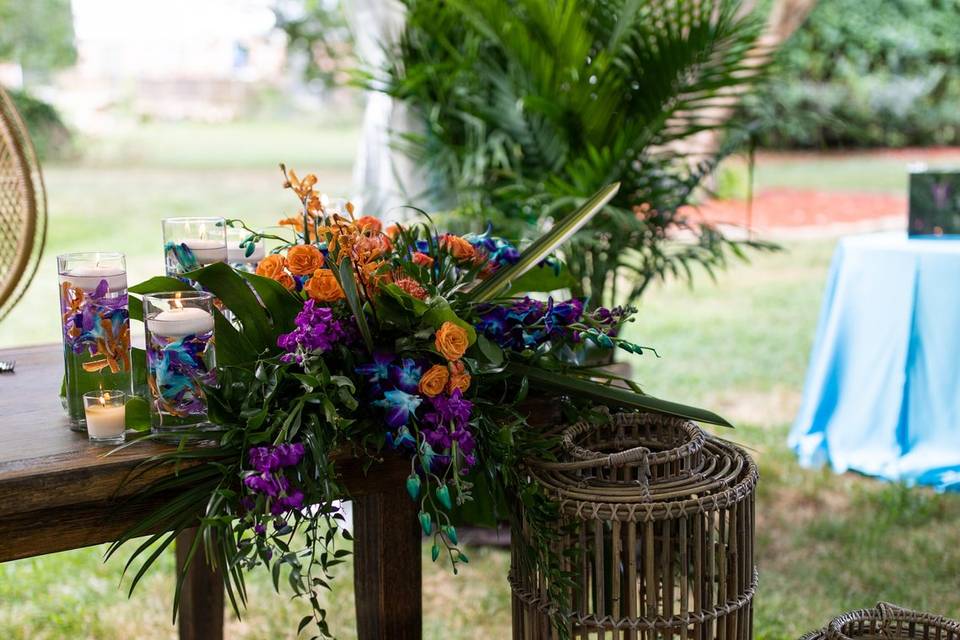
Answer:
[
  {"left": 510, "top": 409, "right": 758, "bottom": 640},
  {"left": 800, "top": 603, "right": 960, "bottom": 640}
]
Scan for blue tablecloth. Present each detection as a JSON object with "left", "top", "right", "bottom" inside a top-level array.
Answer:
[{"left": 790, "top": 232, "right": 960, "bottom": 491}]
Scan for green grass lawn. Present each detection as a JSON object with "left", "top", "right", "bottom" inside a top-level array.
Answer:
[{"left": 2, "top": 124, "right": 959, "bottom": 639}]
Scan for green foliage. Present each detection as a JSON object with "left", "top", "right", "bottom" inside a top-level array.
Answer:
[
  {"left": 742, "top": 0, "right": 960, "bottom": 148},
  {"left": 368, "top": 0, "right": 773, "bottom": 308},
  {"left": 7, "top": 89, "right": 72, "bottom": 160},
  {"left": 0, "top": 0, "right": 77, "bottom": 75},
  {"left": 273, "top": 0, "right": 352, "bottom": 89}
]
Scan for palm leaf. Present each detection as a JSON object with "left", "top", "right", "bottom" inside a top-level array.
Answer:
[
  {"left": 466, "top": 182, "right": 620, "bottom": 302},
  {"left": 508, "top": 362, "right": 732, "bottom": 427},
  {"left": 337, "top": 258, "right": 374, "bottom": 352}
]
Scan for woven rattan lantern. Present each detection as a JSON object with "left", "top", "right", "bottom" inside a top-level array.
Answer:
[
  {"left": 510, "top": 410, "right": 758, "bottom": 639},
  {"left": 800, "top": 603, "right": 960, "bottom": 640}
]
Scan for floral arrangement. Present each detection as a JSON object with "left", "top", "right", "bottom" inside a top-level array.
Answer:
[{"left": 116, "top": 167, "right": 728, "bottom": 638}]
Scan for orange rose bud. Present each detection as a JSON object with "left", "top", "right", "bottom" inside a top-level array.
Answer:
[
  {"left": 418, "top": 364, "right": 449, "bottom": 397},
  {"left": 412, "top": 252, "right": 434, "bottom": 268},
  {"left": 256, "top": 254, "right": 287, "bottom": 280},
  {"left": 435, "top": 321, "right": 469, "bottom": 361},
  {"left": 286, "top": 244, "right": 324, "bottom": 276},
  {"left": 304, "top": 268, "right": 345, "bottom": 302},
  {"left": 447, "top": 360, "right": 471, "bottom": 395},
  {"left": 356, "top": 216, "right": 382, "bottom": 234},
  {"left": 440, "top": 234, "right": 476, "bottom": 262}
]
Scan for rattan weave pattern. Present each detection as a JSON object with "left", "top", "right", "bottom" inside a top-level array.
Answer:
[
  {"left": 511, "top": 410, "right": 758, "bottom": 640},
  {"left": 0, "top": 85, "right": 46, "bottom": 320},
  {"left": 800, "top": 603, "right": 960, "bottom": 640}
]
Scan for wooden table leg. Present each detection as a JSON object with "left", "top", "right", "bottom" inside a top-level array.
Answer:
[
  {"left": 176, "top": 528, "right": 224, "bottom": 640},
  {"left": 353, "top": 486, "right": 423, "bottom": 639}
]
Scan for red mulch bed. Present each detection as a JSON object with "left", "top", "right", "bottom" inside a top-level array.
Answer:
[{"left": 688, "top": 188, "right": 905, "bottom": 229}]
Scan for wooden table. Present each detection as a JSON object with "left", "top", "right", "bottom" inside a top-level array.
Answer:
[{"left": 0, "top": 344, "right": 422, "bottom": 639}]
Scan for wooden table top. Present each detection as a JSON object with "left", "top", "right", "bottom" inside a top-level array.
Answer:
[{"left": 0, "top": 343, "right": 407, "bottom": 561}]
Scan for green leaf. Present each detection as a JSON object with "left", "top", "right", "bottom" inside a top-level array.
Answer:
[
  {"left": 239, "top": 271, "right": 302, "bottom": 336},
  {"left": 507, "top": 362, "right": 732, "bottom": 427},
  {"left": 475, "top": 334, "right": 504, "bottom": 366},
  {"left": 337, "top": 258, "right": 374, "bottom": 353},
  {"left": 504, "top": 263, "right": 575, "bottom": 295},
  {"left": 466, "top": 182, "right": 620, "bottom": 302},
  {"left": 185, "top": 263, "right": 275, "bottom": 353},
  {"left": 124, "top": 395, "right": 150, "bottom": 431},
  {"left": 381, "top": 282, "right": 430, "bottom": 315},
  {"left": 212, "top": 308, "right": 258, "bottom": 366}
]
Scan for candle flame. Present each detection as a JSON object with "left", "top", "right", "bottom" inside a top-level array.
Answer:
[{"left": 172, "top": 291, "right": 183, "bottom": 311}]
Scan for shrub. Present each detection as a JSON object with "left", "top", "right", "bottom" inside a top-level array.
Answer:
[{"left": 743, "top": 0, "right": 960, "bottom": 149}]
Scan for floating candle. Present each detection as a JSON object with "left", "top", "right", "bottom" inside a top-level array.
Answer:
[
  {"left": 65, "top": 265, "right": 127, "bottom": 292},
  {"left": 183, "top": 239, "right": 228, "bottom": 265},
  {"left": 148, "top": 306, "right": 215, "bottom": 338}
]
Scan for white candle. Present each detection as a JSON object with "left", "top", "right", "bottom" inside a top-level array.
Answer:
[
  {"left": 228, "top": 241, "right": 265, "bottom": 264},
  {"left": 64, "top": 266, "right": 127, "bottom": 292},
  {"left": 183, "top": 239, "right": 227, "bottom": 265},
  {"left": 148, "top": 306, "right": 215, "bottom": 338},
  {"left": 85, "top": 401, "right": 126, "bottom": 438}
]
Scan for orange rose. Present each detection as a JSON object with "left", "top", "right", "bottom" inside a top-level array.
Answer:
[
  {"left": 440, "top": 234, "right": 476, "bottom": 262},
  {"left": 447, "top": 360, "right": 471, "bottom": 395},
  {"left": 277, "top": 274, "right": 296, "bottom": 290},
  {"left": 287, "top": 244, "right": 324, "bottom": 276},
  {"left": 435, "top": 321, "right": 469, "bottom": 361},
  {"left": 418, "top": 364, "right": 449, "bottom": 397},
  {"left": 356, "top": 216, "right": 383, "bottom": 234},
  {"left": 304, "top": 268, "right": 345, "bottom": 302},
  {"left": 256, "top": 254, "right": 287, "bottom": 279},
  {"left": 412, "top": 252, "right": 434, "bottom": 268}
]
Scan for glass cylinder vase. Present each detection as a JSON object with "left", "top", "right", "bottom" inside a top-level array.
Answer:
[
  {"left": 144, "top": 291, "right": 217, "bottom": 440},
  {"left": 57, "top": 252, "right": 132, "bottom": 431},
  {"left": 162, "top": 217, "right": 227, "bottom": 278}
]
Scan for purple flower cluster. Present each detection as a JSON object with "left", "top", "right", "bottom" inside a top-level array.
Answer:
[
  {"left": 476, "top": 296, "right": 585, "bottom": 350},
  {"left": 355, "top": 353, "right": 477, "bottom": 473},
  {"left": 244, "top": 442, "right": 306, "bottom": 516},
  {"left": 277, "top": 299, "right": 354, "bottom": 364},
  {"left": 421, "top": 390, "right": 476, "bottom": 471}
]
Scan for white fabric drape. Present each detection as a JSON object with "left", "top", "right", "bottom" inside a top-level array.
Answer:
[{"left": 346, "top": 0, "right": 426, "bottom": 221}]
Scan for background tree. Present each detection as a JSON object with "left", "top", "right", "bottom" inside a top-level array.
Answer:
[
  {"left": 364, "top": 0, "right": 777, "bottom": 310},
  {"left": 0, "top": 0, "right": 77, "bottom": 80}
]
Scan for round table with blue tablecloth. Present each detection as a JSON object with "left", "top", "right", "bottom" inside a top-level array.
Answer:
[{"left": 790, "top": 232, "right": 960, "bottom": 491}]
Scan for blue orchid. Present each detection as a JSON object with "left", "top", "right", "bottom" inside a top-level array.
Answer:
[
  {"left": 356, "top": 351, "right": 395, "bottom": 395},
  {"left": 390, "top": 358, "right": 423, "bottom": 394},
  {"left": 374, "top": 389, "right": 422, "bottom": 429}
]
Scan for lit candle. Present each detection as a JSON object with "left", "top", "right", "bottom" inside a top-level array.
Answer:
[
  {"left": 148, "top": 306, "right": 215, "bottom": 338},
  {"left": 227, "top": 241, "right": 265, "bottom": 264},
  {"left": 65, "top": 265, "right": 127, "bottom": 292},
  {"left": 83, "top": 390, "right": 126, "bottom": 444},
  {"left": 183, "top": 239, "right": 227, "bottom": 265}
]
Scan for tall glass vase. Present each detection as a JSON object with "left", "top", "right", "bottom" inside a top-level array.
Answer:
[
  {"left": 162, "top": 217, "right": 227, "bottom": 279},
  {"left": 143, "top": 291, "right": 216, "bottom": 440},
  {"left": 226, "top": 226, "right": 265, "bottom": 273},
  {"left": 57, "top": 252, "right": 132, "bottom": 431}
]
